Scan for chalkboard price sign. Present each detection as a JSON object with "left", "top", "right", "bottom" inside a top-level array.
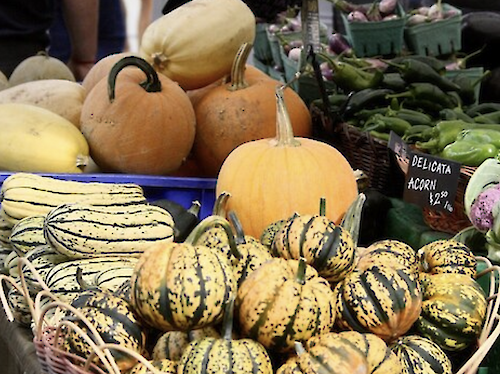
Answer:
[{"left": 404, "top": 152, "right": 461, "bottom": 213}]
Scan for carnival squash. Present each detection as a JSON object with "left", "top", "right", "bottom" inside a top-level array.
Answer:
[
  {"left": 9, "top": 51, "right": 75, "bottom": 86},
  {"left": 216, "top": 85, "right": 358, "bottom": 238},
  {"left": 334, "top": 264, "right": 422, "bottom": 343},
  {"left": 139, "top": 0, "right": 256, "bottom": 90},
  {"left": 236, "top": 257, "right": 335, "bottom": 352},
  {"left": 191, "top": 43, "right": 312, "bottom": 177},
  {"left": 80, "top": 56, "right": 196, "bottom": 175},
  {"left": 356, "top": 239, "right": 419, "bottom": 275},
  {"left": 130, "top": 216, "right": 237, "bottom": 331}
]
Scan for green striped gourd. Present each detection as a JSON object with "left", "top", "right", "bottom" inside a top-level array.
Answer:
[
  {"left": 178, "top": 299, "right": 273, "bottom": 374},
  {"left": 333, "top": 264, "right": 422, "bottom": 343},
  {"left": 94, "top": 266, "right": 135, "bottom": 293},
  {"left": 280, "top": 340, "right": 368, "bottom": 374},
  {"left": 390, "top": 335, "right": 452, "bottom": 374},
  {"left": 9, "top": 215, "right": 46, "bottom": 255},
  {"left": 63, "top": 288, "right": 146, "bottom": 371},
  {"left": 44, "top": 202, "right": 175, "bottom": 259},
  {"left": 44, "top": 256, "right": 138, "bottom": 304},
  {"left": 7, "top": 280, "right": 32, "bottom": 326},
  {"left": 0, "top": 245, "right": 13, "bottom": 274},
  {"left": 356, "top": 239, "right": 419, "bottom": 275},
  {"left": 236, "top": 257, "right": 335, "bottom": 353},
  {"left": 129, "top": 359, "right": 177, "bottom": 374},
  {"left": 130, "top": 216, "right": 237, "bottom": 332},
  {"left": 272, "top": 205, "right": 356, "bottom": 283},
  {"left": 416, "top": 272, "right": 487, "bottom": 351},
  {"left": 0, "top": 215, "right": 11, "bottom": 248},
  {"left": 0, "top": 172, "right": 147, "bottom": 227},
  {"left": 417, "top": 239, "right": 477, "bottom": 278},
  {"left": 4, "top": 250, "right": 19, "bottom": 278},
  {"left": 152, "top": 327, "right": 221, "bottom": 362},
  {"left": 306, "top": 331, "right": 402, "bottom": 374},
  {"left": 21, "top": 245, "right": 69, "bottom": 293}
]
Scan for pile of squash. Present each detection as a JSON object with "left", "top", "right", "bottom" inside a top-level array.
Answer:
[
  {"left": 0, "top": 171, "right": 493, "bottom": 374},
  {"left": 0, "top": 0, "right": 318, "bottom": 181}
]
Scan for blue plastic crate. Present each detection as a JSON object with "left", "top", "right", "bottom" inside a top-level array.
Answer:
[{"left": 0, "top": 173, "right": 217, "bottom": 219}]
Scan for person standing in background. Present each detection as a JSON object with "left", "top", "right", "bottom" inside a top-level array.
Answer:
[{"left": 0, "top": 0, "right": 99, "bottom": 80}]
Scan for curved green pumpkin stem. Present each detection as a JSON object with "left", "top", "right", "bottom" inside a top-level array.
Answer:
[
  {"left": 222, "top": 297, "right": 236, "bottom": 341},
  {"left": 228, "top": 43, "right": 252, "bottom": 92},
  {"left": 340, "top": 193, "right": 366, "bottom": 246},
  {"left": 274, "top": 85, "right": 301, "bottom": 147},
  {"left": 319, "top": 197, "right": 326, "bottom": 216},
  {"left": 108, "top": 56, "right": 161, "bottom": 103},
  {"left": 185, "top": 215, "right": 239, "bottom": 259},
  {"left": 227, "top": 210, "right": 247, "bottom": 249},
  {"left": 296, "top": 257, "right": 307, "bottom": 285},
  {"left": 75, "top": 267, "right": 97, "bottom": 291},
  {"left": 213, "top": 191, "right": 231, "bottom": 216}
]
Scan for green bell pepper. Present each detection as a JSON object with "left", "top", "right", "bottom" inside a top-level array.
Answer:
[{"left": 440, "top": 141, "right": 499, "bottom": 166}]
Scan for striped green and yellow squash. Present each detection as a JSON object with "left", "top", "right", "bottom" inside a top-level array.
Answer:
[
  {"left": 4, "top": 250, "right": 19, "bottom": 278},
  {"left": 129, "top": 359, "right": 177, "bottom": 374},
  {"left": 333, "top": 264, "right": 422, "bottom": 343},
  {"left": 306, "top": 331, "right": 401, "bottom": 374},
  {"left": 94, "top": 266, "right": 135, "bottom": 293},
  {"left": 178, "top": 299, "right": 273, "bottom": 374},
  {"left": 21, "top": 245, "right": 69, "bottom": 293},
  {"left": 44, "top": 256, "right": 138, "bottom": 304},
  {"left": 7, "top": 280, "right": 32, "bottom": 326},
  {"left": 390, "top": 335, "right": 452, "bottom": 374},
  {"left": 62, "top": 288, "right": 146, "bottom": 371},
  {"left": 9, "top": 215, "right": 46, "bottom": 255},
  {"left": 0, "top": 172, "right": 147, "bottom": 227},
  {"left": 286, "top": 339, "right": 369, "bottom": 374},
  {"left": 417, "top": 239, "right": 477, "bottom": 278},
  {"left": 130, "top": 216, "right": 237, "bottom": 332},
  {"left": 236, "top": 257, "right": 335, "bottom": 353},
  {"left": 416, "top": 272, "right": 487, "bottom": 351},
  {"left": 272, "top": 214, "right": 356, "bottom": 283},
  {"left": 0, "top": 215, "right": 12, "bottom": 248},
  {"left": 152, "top": 327, "right": 221, "bottom": 362},
  {"left": 356, "top": 239, "right": 419, "bottom": 275},
  {"left": 44, "top": 202, "right": 175, "bottom": 259},
  {"left": 0, "top": 245, "right": 14, "bottom": 274}
]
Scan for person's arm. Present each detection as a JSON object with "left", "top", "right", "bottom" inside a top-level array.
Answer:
[
  {"left": 61, "top": 0, "right": 99, "bottom": 80},
  {"left": 138, "top": 0, "right": 154, "bottom": 42}
]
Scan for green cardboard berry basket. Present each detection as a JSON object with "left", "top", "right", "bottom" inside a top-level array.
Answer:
[
  {"left": 341, "top": 4, "right": 406, "bottom": 57},
  {"left": 404, "top": 3, "right": 462, "bottom": 56}
]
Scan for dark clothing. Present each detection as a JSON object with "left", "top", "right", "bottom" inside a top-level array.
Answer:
[
  {"left": 49, "top": 0, "right": 126, "bottom": 63},
  {"left": 0, "top": 0, "right": 55, "bottom": 77}
]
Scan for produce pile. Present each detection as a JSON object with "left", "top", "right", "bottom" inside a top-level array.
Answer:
[{"left": 0, "top": 172, "right": 495, "bottom": 374}]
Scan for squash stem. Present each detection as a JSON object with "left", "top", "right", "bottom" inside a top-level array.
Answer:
[
  {"left": 275, "top": 85, "right": 300, "bottom": 147},
  {"left": 296, "top": 257, "right": 307, "bottom": 285},
  {"left": 213, "top": 191, "right": 231, "bottom": 216},
  {"left": 228, "top": 43, "right": 252, "bottom": 92},
  {"left": 108, "top": 56, "right": 162, "bottom": 103},
  {"left": 319, "top": 197, "right": 326, "bottom": 216},
  {"left": 228, "top": 211, "right": 247, "bottom": 248},
  {"left": 221, "top": 297, "right": 235, "bottom": 341},
  {"left": 185, "top": 215, "right": 239, "bottom": 259}
]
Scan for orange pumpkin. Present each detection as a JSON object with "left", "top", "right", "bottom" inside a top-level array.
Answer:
[
  {"left": 191, "top": 43, "right": 312, "bottom": 177},
  {"left": 80, "top": 56, "right": 196, "bottom": 175},
  {"left": 81, "top": 51, "right": 136, "bottom": 95},
  {"left": 215, "top": 84, "right": 358, "bottom": 238}
]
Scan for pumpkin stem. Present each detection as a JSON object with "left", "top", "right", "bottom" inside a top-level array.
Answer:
[
  {"left": 296, "top": 257, "right": 307, "bottom": 285},
  {"left": 108, "top": 56, "right": 162, "bottom": 103},
  {"left": 213, "top": 191, "right": 231, "bottom": 216},
  {"left": 319, "top": 197, "right": 326, "bottom": 216},
  {"left": 227, "top": 210, "right": 247, "bottom": 247},
  {"left": 75, "top": 267, "right": 96, "bottom": 291},
  {"left": 185, "top": 215, "right": 239, "bottom": 260},
  {"left": 228, "top": 43, "right": 252, "bottom": 92},
  {"left": 340, "top": 192, "right": 366, "bottom": 246},
  {"left": 221, "top": 297, "right": 236, "bottom": 341},
  {"left": 274, "top": 85, "right": 301, "bottom": 147},
  {"left": 294, "top": 341, "right": 307, "bottom": 356}
]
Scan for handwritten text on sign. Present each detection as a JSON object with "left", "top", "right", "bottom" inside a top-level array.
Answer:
[{"left": 404, "top": 152, "right": 461, "bottom": 213}]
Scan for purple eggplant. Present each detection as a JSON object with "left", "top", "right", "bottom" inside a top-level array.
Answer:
[{"left": 328, "top": 33, "right": 353, "bottom": 56}]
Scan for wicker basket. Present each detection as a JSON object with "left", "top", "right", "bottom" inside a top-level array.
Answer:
[
  {"left": 311, "top": 104, "right": 406, "bottom": 197},
  {"left": 0, "top": 258, "right": 163, "bottom": 374}
]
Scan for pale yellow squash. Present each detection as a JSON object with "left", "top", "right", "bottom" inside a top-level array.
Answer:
[
  {"left": 139, "top": 0, "right": 256, "bottom": 90},
  {"left": 0, "top": 70, "right": 9, "bottom": 92},
  {"left": 0, "top": 103, "right": 89, "bottom": 173},
  {"left": 0, "top": 80, "right": 85, "bottom": 127}
]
